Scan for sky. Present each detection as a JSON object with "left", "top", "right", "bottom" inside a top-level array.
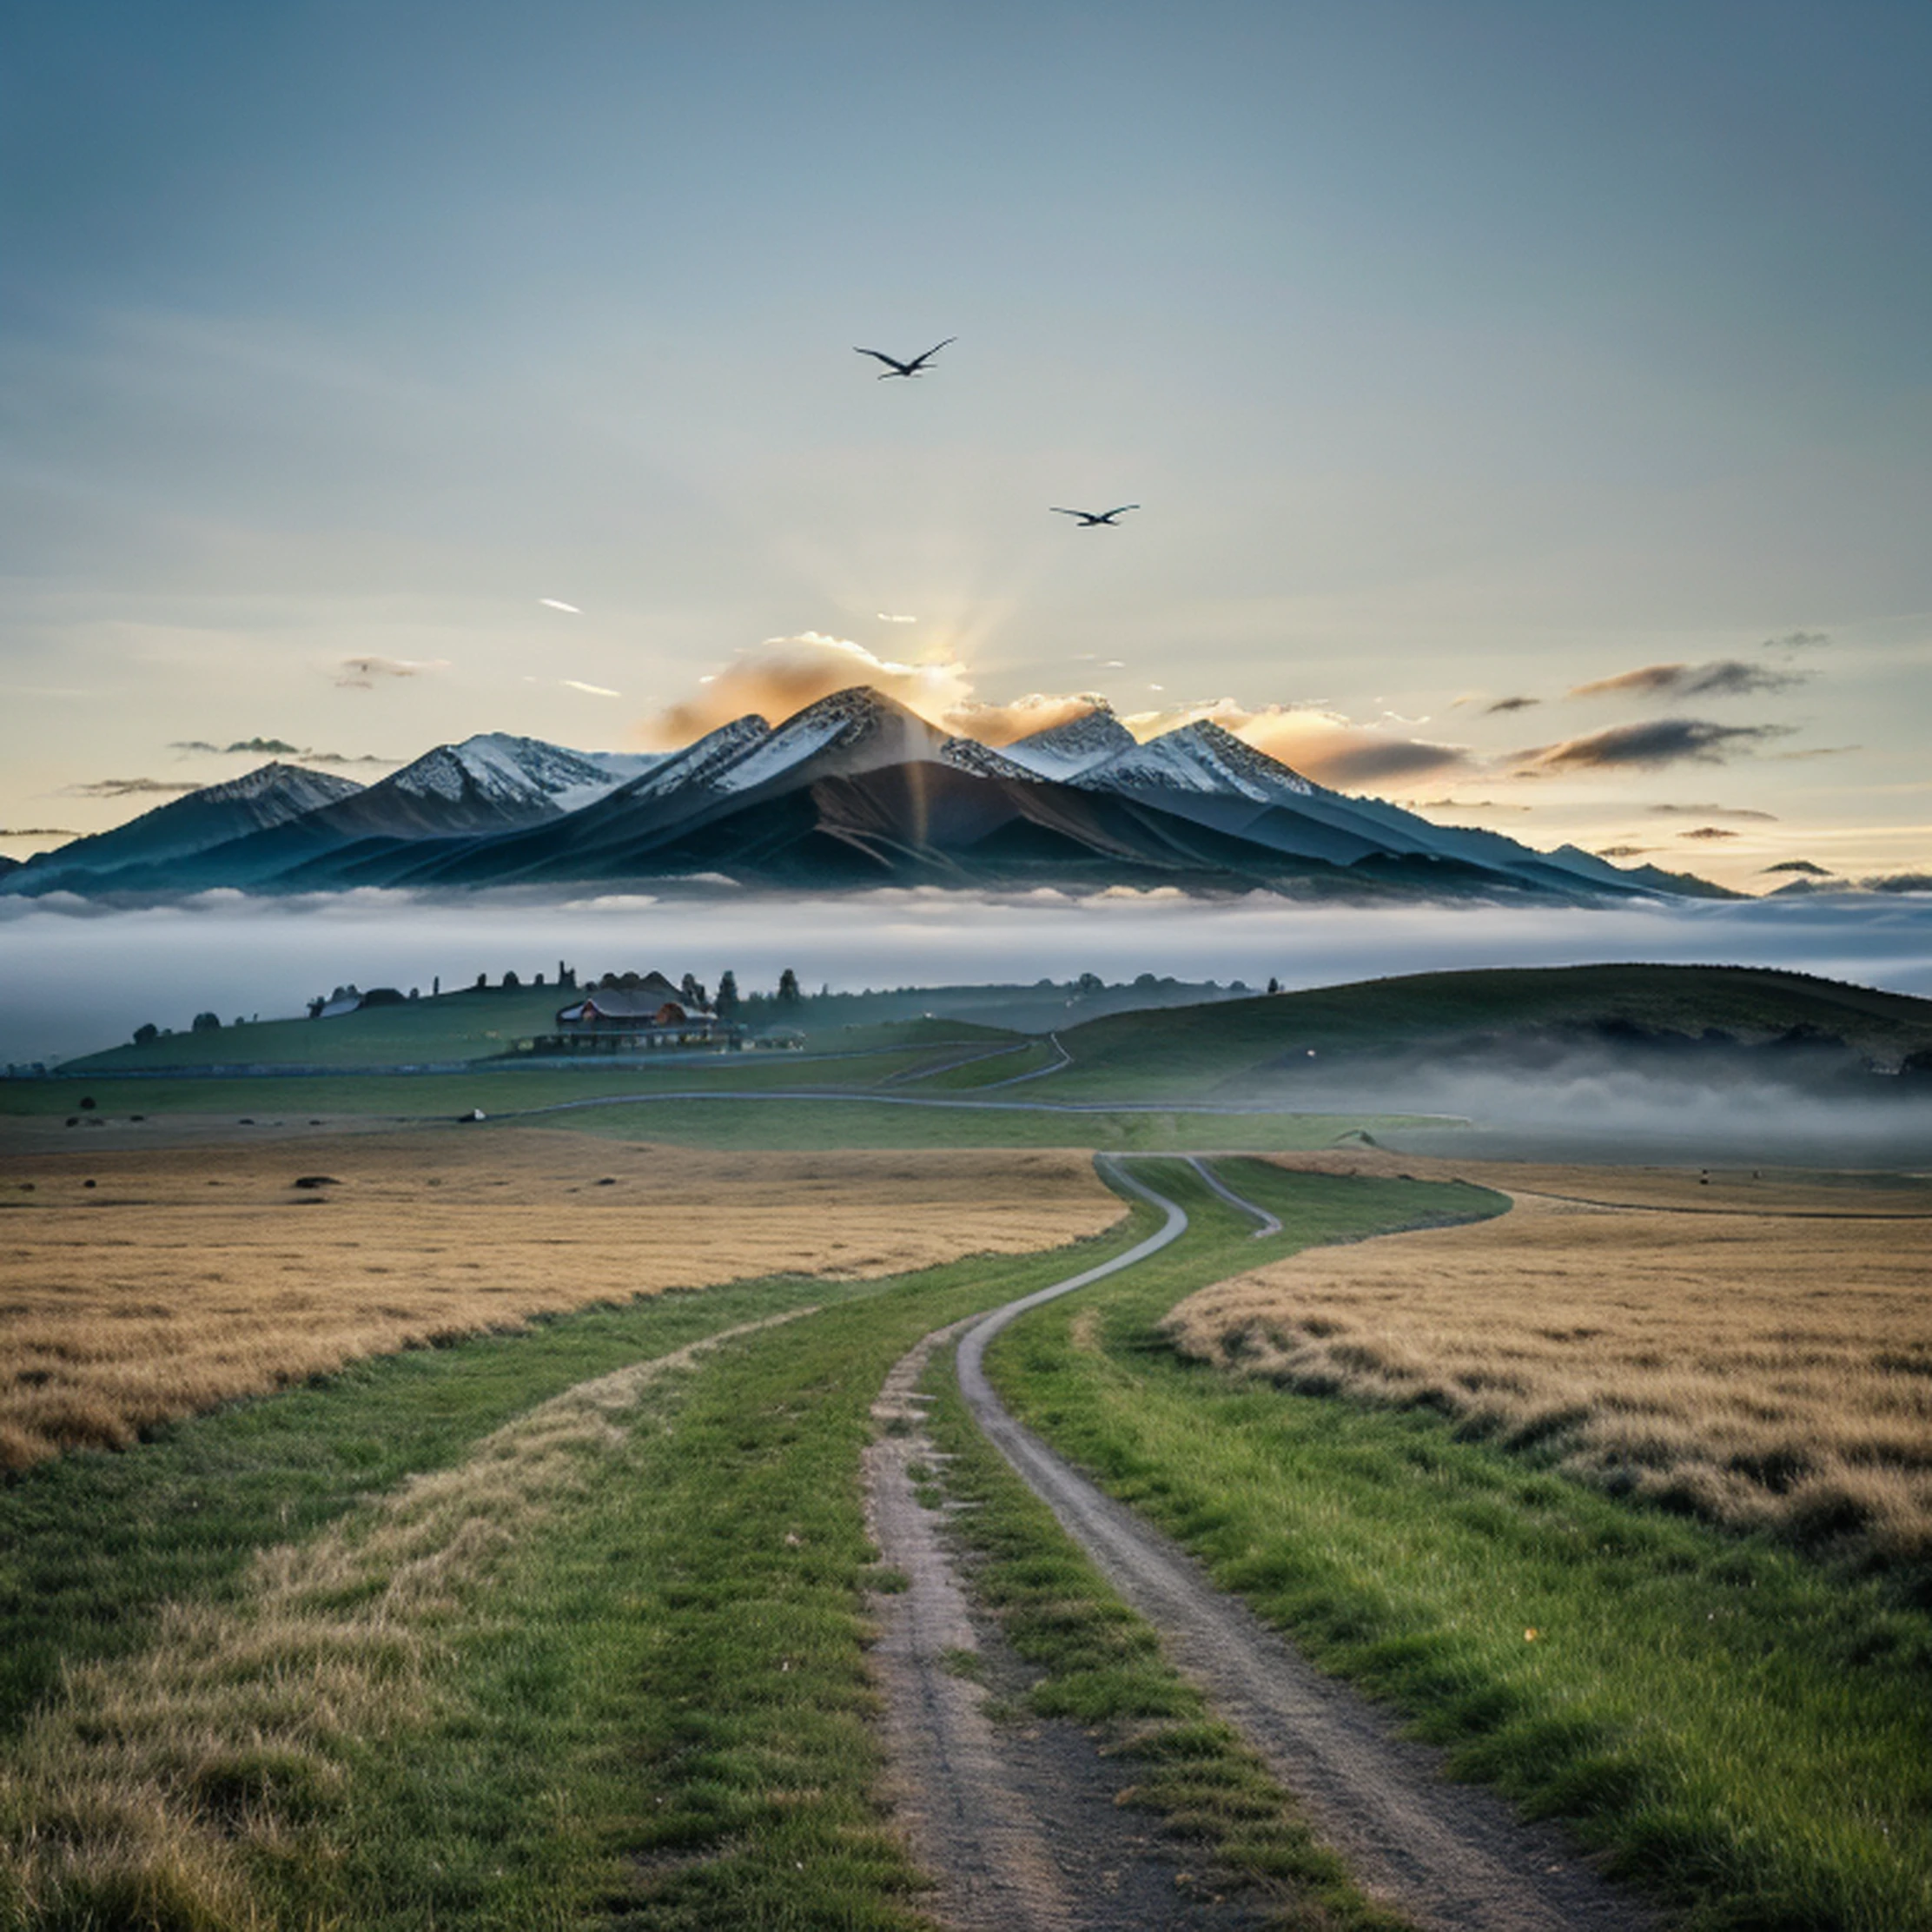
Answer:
[{"left": 3, "top": 1, "right": 1930, "bottom": 893}]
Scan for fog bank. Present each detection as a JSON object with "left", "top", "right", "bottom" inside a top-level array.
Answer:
[{"left": 3, "top": 886, "right": 1929, "bottom": 1069}]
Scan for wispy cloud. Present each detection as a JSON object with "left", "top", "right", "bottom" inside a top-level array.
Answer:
[
  {"left": 336, "top": 656, "right": 450, "bottom": 688},
  {"left": 169, "top": 737, "right": 392, "bottom": 767},
  {"left": 1596, "top": 844, "right": 1655, "bottom": 858},
  {"left": 1569, "top": 659, "right": 1805, "bottom": 699},
  {"left": 0, "top": 826, "right": 78, "bottom": 837},
  {"left": 171, "top": 737, "right": 304, "bottom": 756},
  {"left": 539, "top": 599, "right": 581, "bottom": 613},
  {"left": 1485, "top": 696, "right": 1540, "bottom": 714},
  {"left": 876, "top": 612, "right": 917, "bottom": 624},
  {"left": 1678, "top": 826, "right": 1741, "bottom": 840},
  {"left": 66, "top": 777, "right": 202, "bottom": 798},
  {"left": 561, "top": 680, "right": 621, "bottom": 698},
  {"left": 1763, "top": 859, "right": 1832, "bottom": 876},
  {"left": 1515, "top": 718, "right": 1793, "bottom": 772},
  {"left": 1763, "top": 629, "right": 1830, "bottom": 651},
  {"left": 1646, "top": 803, "right": 1779, "bottom": 821}
]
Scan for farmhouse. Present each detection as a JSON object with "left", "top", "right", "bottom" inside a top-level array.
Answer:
[{"left": 533, "top": 973, "right": 735, "bottom": 1054}]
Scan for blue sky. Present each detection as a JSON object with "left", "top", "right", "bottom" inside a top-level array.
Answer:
[{"left": 3, "top": 1, "right": 1929, "bottom": 888}]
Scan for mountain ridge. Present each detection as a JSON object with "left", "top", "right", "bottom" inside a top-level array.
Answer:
[{"left": 3, "top": 688, "right": 1739, "bottom": 903}]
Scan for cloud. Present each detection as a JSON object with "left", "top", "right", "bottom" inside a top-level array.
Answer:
[
  {"left": 0, "top": 826, "right": 78, "bottom": 837},
  {"left": 1763, "top": 630, "right": 1830, "bottom": 651},
  {"left": 1678, "top": 826, "right": 1740, "bottom": 840},
  {"left": 66, "top": 777, "right": 202, "bottom": 798},
  {"left": 336, "top": 655, "right": 450, "bottom": 688},
  {"left": 170, "top": 737, "right": 305, "bottom": 757},
  {"left": 1568, "top": 659, "right": 1805, "bottom": 700},
  {"left": 1514, "top": 718, "right": 1793, "bottom": 773},
  {"left": 947, "top": 691, "right": 1115, "bottom": 744},
  {"left": 539, "top": 599, "right": 581, "bottom": 613},
  {"left": 169, "top": 738, "right": 392, "bottom": 767},
  {"left": 561, "top": 680, "right": 622, "bottom": 698},
  {"left": 1596, "top": 844, "right": 1655, "bottom": 858},
  {"left": 1485, "top": 696, "right": 1540, "bottom": 714},
  {"left": 1645, "top": 803, "right": 1778, "bottom": 821},
  {"left": 877, "top": 612, "right": 917, "bottom": 624},
  {"left": 1862, "top": 874, "right": 1932, "bottom": 893},
  {"left": 1763, "top": 860, "right": 1833, "bottom": 876},
  {"left": 639, "top": 633, "right": 974, "bottom": 745}
]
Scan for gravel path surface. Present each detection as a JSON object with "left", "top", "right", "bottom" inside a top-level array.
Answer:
[{"left": 952, "top": 1158, "right": 1655, "bottom": 1932}]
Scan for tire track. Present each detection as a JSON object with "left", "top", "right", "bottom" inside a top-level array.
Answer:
[{"left": 952, "top": 1159, "right": 1652, "bottom": 1932}]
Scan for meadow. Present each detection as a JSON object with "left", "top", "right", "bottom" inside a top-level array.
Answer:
[
  {"left": 1163, "top": 1155, "right": 1932, "bottom": 1575},
  {"left": 0, "top": 1128, "right": 1116, "bottom": 1471}
]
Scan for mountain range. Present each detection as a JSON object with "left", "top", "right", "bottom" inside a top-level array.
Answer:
[{"left": 3, "top": 691, "right": 1734, "bottom": 903}]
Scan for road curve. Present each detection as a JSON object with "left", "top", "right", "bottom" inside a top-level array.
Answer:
[{"left": 954, "top": 1159, "right": 1652, "bottom": 1932}]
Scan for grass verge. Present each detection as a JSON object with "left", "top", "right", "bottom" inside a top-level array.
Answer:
[{"left": 985, "top": 1158, "right": 1932, "bottom": 1932}]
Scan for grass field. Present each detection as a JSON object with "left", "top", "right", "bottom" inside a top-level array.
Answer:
[
  {"left": 0, "top": 1128, "right": 1117, "bottom": 1472},
  {"left": 986, "top": 1159, "right": 1932, "bottom": 1931},
  {"left": 1164, "top": 1159, "right": 1932, "bottom": 1577},
  {"left": 5, "top": 1173, "right": 1450, "bottom": 1930}
]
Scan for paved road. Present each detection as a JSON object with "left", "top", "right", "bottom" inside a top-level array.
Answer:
[{"left": 952, "top": 1158, "right": 1652, "bottom": 1932}]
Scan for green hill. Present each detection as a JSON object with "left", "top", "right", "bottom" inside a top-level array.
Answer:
[{"left": 1047, "top": 963, "right": 1932, "bottom": 1100}]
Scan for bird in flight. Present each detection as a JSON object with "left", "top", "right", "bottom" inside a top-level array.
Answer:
[
  {"left": 854, "top": 338, "right": 956, "bottom": 379},
  {"left": 1050, "top": 505, "right": 1140, "bottom": 526}
]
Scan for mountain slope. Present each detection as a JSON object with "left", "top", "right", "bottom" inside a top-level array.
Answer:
[{"left": 5, "top": 764, "right": 366, "bottom": 892}]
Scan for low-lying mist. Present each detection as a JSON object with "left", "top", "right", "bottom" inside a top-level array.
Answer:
[
  {"left": 4, "top": 885, "right": 1931, "bottom": 1089},
  {"left": 1273, "top": 1038, "right": 1932, "bottom": 1168}
]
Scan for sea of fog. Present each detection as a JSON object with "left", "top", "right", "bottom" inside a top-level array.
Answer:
[{"left": 3, "top": 886, "right": 1930, "bottom": 1070}]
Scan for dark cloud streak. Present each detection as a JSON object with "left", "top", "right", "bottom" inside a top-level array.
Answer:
[{"left": 1517, "top": 718, "right": 1793, "bottom": 772}]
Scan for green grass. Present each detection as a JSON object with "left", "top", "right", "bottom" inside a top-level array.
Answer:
[
  {"left": 536, "top": 1101, "right": 1441, "bottom": 1151},
  {"left": 984, "top": 1158, "right": 1932, "bottom": 1931},
  {"left": 0, "top": 1273, "right": 870, "bottom": 1738}
]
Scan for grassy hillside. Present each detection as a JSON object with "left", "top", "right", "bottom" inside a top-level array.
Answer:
[{"left": 1048, "top": 963, "right": 1932, "bottom": 1099}]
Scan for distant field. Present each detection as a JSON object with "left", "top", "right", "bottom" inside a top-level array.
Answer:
[
  {"left": 1167, "top": 1155, "right": 1932, "bottom": 1572},
  {"left": 0, "top": 1128, "right": 1119, "bottom": 1471}
]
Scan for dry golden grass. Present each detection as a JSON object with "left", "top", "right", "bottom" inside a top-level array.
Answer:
[
  {"left": 0, "top": 1313, "right": 797, "bottom": 1928},
  {"left": 0, "top": 1128, "right": 1117, "bottom": 1471},
  {"left": 1168, "top": 1154, "right": 1932, "bottom": 1567}
]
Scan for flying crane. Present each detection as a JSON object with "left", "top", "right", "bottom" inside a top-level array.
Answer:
[
  {"left": 1050, "top": 505, "right": 1140, "bottom": 526},
  {"left": 853, "top": 338, "right": 956, "bottom": 379}
]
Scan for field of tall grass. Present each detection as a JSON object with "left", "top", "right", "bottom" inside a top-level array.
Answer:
[
  {"left": 0, "top": 1128, "right": 1116, "bottom": 1470},
  {"left": 1162, "top": 1158, "right": 1932, "bottom": 1575}
]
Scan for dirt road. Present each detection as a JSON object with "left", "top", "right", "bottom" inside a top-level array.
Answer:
[{"left": 943, "top": 1158, "right": 1651, "bottom": 1932}]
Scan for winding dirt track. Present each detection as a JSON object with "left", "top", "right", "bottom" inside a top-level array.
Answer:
[{"left": 946, "top": 1158, "right": 1653, "bottom": 1932}]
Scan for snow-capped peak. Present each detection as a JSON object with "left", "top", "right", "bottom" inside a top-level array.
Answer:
[
  {"left": 1079, "top": 719, "right": 1318, "bottom": 804},
  {"left": 196, "top": 762, "right": 367, "bottom": 811},
  {"left": 1001, "top": 702, "right": 1136, "bottom": 778},
  {"left": 387, "top": 733, "right": 623, "bottom": 813},
  {"left": 710, "top": 686, "right": 950, "bottom": 794}
]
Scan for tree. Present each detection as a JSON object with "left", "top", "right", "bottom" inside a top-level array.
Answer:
[
  {"left": 776, "top": 968, "right": 802, "bottom": 1013},
  {"left": 681, "top": 972, "right": 707, "bottom": 1009},
  {"left": 714, "top": 970, "right": 740, "bottom": 1021},
  {"left": 1075, "top": 971, "right": 1104, "bottom": 996},
  {"left": 503, "top": 970, "right": 520, "bottom": 989},
  {"left": 1267, "top": 976, "right": 1280, "bottom": 995},
  {"left": 133, "top": 1022, "right": 159, "bottom": 1046},
  {"left": 191, "top": 1011, "right": 222, "bottom": 1032}
]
